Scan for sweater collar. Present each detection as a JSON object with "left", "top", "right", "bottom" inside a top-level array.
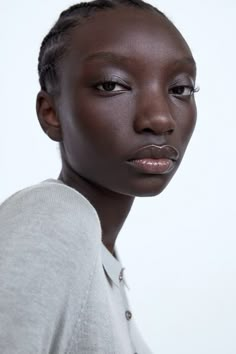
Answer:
[{"left": 101, "top": 242, "right": 129, "bottom": 289}]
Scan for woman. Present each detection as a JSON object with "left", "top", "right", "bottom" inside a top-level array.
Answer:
[{"left": 0, "top": 0, "right": 198, "bottom": 353}]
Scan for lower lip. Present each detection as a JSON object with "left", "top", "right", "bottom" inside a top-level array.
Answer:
[{"left": 127, "top": 158, "right": 175, "bottom": 174}]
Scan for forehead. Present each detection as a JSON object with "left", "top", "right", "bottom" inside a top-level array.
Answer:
[{"left": 65, "top": 6, "right": 194, "bottom": 72}]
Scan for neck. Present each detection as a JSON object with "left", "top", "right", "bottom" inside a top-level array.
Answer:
[{"left": 58, "top": 165, "right": 134, "bottom": 254}]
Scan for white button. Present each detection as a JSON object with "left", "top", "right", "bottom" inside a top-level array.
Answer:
[
  {"left": 119, "top": 268, "right": 125, "bottom": 282},
  {"left": 125, "top": 310, "right": 132, "bottom": 320}
]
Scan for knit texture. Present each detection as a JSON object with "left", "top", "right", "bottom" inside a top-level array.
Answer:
[{"left": 0, "top": 179, "right": 152, "bottom": 354}]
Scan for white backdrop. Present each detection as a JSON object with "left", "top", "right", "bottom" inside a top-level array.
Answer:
[{"left": 0, "top": 1, "right": 235, "bottom": 353}]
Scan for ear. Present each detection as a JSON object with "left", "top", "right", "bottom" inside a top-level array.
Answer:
[{"left": 36, "top": 90, "right": 62, "bottom": 142}]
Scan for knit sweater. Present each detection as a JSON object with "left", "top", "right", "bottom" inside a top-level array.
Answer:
[{"left": 0, "top": 179, "right": 152, "bottom": 354}]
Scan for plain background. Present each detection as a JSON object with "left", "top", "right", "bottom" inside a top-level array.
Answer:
[{"left": 0, "top": 1, "right": 235, "bottom": 353}]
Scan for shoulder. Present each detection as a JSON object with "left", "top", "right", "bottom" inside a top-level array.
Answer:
[
  {"left": 0, "top": 178, "right": 102, "bottom": 297},
  {"left": 0, "top": 179, "right": 102, "bottom": 256},
  {"left": 0, "top": 180, "right": 102, "bottom": 351}
]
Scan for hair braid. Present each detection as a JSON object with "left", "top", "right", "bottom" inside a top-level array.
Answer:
[{"left": 38, "top": 0, "right": 165, "bottom": 95}]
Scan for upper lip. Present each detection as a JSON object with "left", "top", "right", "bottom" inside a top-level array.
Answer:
[{"left": 127, "top": 144, "right": 180, "bottom": 161}]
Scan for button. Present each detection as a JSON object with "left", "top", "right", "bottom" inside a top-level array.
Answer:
[
  {"left": 125, "top": 310, "right": 132, "bottom": 320},
  {"left": 119, "top": 268, "right": 125, "bottom": 282}
]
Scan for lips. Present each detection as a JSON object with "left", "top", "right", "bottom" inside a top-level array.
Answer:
[
  {"left": 126, "top": 144, "right": 180, "bottom": 174},
  {"left": 127, "top": 144, "right": 180, "bottom": 161}
]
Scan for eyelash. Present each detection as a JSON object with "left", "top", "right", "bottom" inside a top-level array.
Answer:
[
  {"left": 94, "top": 80, "right": 199, "bottom": 97},
  {"left": 169, "top": 85, "right": 200, "bottom": 97},
  {"left": 94, "top": 80, "right": 129, "bottom": 92}
]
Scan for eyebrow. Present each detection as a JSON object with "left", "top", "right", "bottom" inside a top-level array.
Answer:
[
  {"left": 173, "top": 57, "right": 196, "bottom": 68},
  {"left": 83, "top": 51, "right": 196, "bottom": 69},
  {"left": 83, "top": 51, "right": 133, "bottom": 64}
]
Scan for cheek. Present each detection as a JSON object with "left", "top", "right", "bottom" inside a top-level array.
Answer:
[
  {"left": 177, "top": 100, "right": 197, "bottom": 148},
  {"left": 66, "top": 93, "right": 135, "bottom": 152}
]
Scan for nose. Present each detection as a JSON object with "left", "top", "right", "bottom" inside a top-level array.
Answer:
[{"left": 133, "top": 91, "right": 176, "bottom": 135}]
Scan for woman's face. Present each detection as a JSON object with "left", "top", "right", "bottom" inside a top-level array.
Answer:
[{"left": 57, "top": 7, "right": 197, "bottom": 197}]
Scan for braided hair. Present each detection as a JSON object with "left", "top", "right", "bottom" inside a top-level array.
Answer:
[{"left": 38, "top": 0, "right": 166, "bottom": 95}]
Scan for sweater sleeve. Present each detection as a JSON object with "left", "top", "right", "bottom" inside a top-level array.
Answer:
[{"left": 0, "top": 181, "right": 101, "bottom": 354}]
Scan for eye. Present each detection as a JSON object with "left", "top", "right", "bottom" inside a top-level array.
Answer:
[
  {"left": 95, "top": 81, "right": 126, "bottom": 92},
  {"left": 169, "top": 85, "right": 199, "bottom": 97}
]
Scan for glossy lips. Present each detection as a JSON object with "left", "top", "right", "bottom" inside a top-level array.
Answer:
[{"left": 126, "top": 144, "right": 180, "bottom": 174}]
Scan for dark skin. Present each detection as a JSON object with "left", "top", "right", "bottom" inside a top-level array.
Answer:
[{"left": 36, "top": 7, "right": 197, "bottom": 254}]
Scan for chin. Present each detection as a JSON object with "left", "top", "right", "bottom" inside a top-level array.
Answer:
[
  {"left": 121, "top": 174, "right": 175, "bottom": 197},
  {"left": 133, "top": 183, "right": 171, "bottom": 197}
]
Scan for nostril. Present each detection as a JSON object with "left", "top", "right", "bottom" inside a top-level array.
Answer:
[
  {"left": 140, "top": 127, "right": 174, "bottom": 135},
  {"left": 142, "top": 128, "right": 154, "bottom": 134},
  {"left": 134, "top": 114, "right": 176, "bottom": 135},
  {"left": 166, "top": 128, "right": 174, "bottom": 135}
]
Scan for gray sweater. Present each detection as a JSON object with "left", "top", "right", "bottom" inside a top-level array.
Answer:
[{"left": 0, "top": 179, "right": 152, "bottom": 354}]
